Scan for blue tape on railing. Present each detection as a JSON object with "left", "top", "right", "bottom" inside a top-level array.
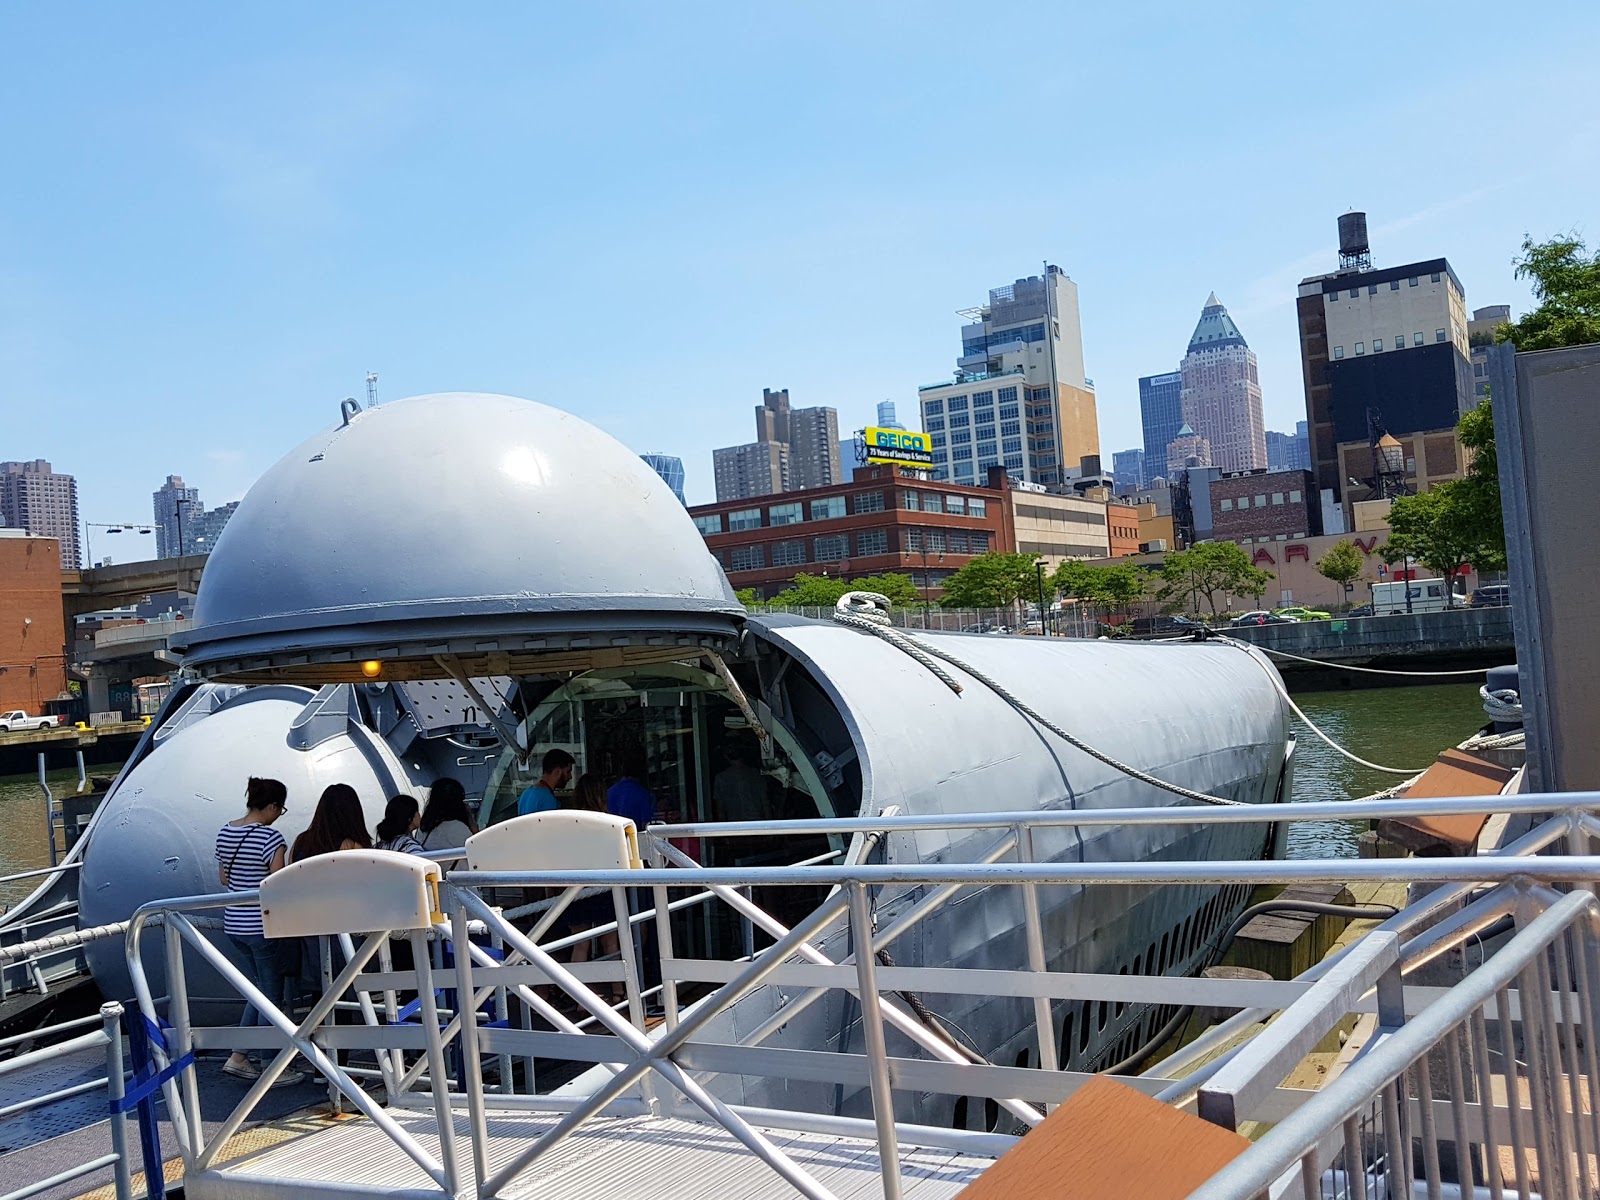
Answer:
[
  {"left": 111, "top": 1053, "right": 195, "bottom": 1114},
  {"left": 142, "top": 1014, "right": 177, "bottom": 1054}
]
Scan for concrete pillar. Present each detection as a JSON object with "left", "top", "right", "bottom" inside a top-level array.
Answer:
[{"left": 85, "top": 669, "right": 111, "bottom": 716}]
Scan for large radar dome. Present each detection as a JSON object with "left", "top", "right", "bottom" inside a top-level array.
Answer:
[{"left": 172, "top": 393, "right": 742, "bottom": 682}]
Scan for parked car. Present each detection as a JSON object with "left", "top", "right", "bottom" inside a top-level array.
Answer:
[
  {"left": 0, "top": 710, "right": 63, "bottom": 732},
  {"left": 1229, "top": 611, "right": 1299, "bottom": 627},
  {"left": 1346, "top": 603, "right": 1375, "bottom": 617},
  {"left": 1128, "top": 615, "right": 1206, "bottom": 637},
  {"left": 1274, "top": 606, "right": 1330, "bottom": 622},
  {"left": 1470, "top": 585, "right": 1511, "bottom": 608}
]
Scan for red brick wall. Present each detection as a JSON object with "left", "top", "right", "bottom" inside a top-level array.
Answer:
[
  {"left": 1209, "top": 471, "right": 1319, "bottom": 543},
  {"left": 0, "top": 537, "right": 69, "bottom": 713},
  {"left": 1106, "top": 503, "right": 1142, "bottom": 558}
]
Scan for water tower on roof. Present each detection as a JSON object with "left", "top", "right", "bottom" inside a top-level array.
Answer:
[{"left": 1338, "top": 211, "right": 1372, "bottom": 272}]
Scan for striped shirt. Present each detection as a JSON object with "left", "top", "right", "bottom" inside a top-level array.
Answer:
[
  {"left": 215, "top": 822, "right": 286, "bottom": 937},
  {"left": 377, "top": 833, "right": 425, "bottom": 855}
]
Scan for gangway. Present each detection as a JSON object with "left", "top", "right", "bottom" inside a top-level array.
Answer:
[{"left": 118, "top": 795, "right": 1600, "bottom": 1200}]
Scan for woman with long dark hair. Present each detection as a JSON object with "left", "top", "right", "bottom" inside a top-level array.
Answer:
[
  {"left": 375, "top": 794, "right": 425, "bottom": 854},
  {"left": 290, "top": 784, "right": 372, "bottom": 861},
  {"left": 419, "top": 777, "right": 478, "bottom": 851}
]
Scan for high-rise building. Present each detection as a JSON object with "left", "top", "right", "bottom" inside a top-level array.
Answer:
[
  {"left": 1166, "top": 424, "right": 1212, "bottom": 476},
  {"left": 712, "top": 388, "right": 841, "bottom": 501},
  {"left": 1179, "top": 294, "right": 1266, "bottom": 474},
  {"left": 152, "top": 475, "right": 204, "bottom": 559},
  {"left": 1296, "top": 213, "right": 1474, "bottom": 502},
  {"left": 1138, "top": 370, "right": 1184, "bottom": 485},
  {"left": 0, "top": 460, "right": 81, "bottom": 568},
  {"left": 875, "top": 401, "right": 906, "bottom": 431},
  {"left": 1112, "top": 449, "right": 1145, "bottom": 494},
  {"left": 640, "top": 454, "right": 687, "bottom": 504},
  {"left": 198, "top": 501, "right": 240, "bottom": 550},
  {"left": 1468, "top": 305, "right": 1511, "bottom": 402},
  {"left": 1265, "top": 421, "right": 1311, "bottom": 472},
  {"left": 918, "top": 265, "right": 1099, "bottom": 487}
]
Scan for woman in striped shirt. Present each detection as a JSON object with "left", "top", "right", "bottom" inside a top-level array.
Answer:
[{"left": 215, "top": 777, "right": 304, "bottom": 1086}]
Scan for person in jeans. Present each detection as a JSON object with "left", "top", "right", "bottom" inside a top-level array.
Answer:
[{"left": 215, "top": 777, "right": 304, "bottom": 1086}]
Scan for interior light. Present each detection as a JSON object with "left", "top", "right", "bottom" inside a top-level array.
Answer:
[{"left": 361, "top": 660, "right": 383, "bottom": 678}]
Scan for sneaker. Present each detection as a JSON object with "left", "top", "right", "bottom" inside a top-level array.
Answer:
[
  {"left": 268, "top": 1069, "right": 308, "bottom": 1088},
  {"left": 223, "top": 1059, "right": 307, "bottom": 1088}
]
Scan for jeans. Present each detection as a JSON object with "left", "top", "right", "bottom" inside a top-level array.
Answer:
[{"left": 228, "top": 932, "right": 285, "bottom": 1056}]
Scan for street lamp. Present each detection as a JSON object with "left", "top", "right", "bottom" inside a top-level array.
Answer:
[
  {"left": 1035, "top": 559, "right": 1049, "bottom": 637},
  {"left": 83, "top": 522, "right": 154, "bottom": 567}
]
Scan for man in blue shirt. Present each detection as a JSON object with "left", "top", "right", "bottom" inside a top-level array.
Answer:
[
  {"left": 605, "top": 749, "right": 657, "bottom": 829},
  {"left": 517, "top": 749, "right": 575, "bottom": 815}
]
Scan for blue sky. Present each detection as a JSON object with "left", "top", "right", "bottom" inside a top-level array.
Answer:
[{"left": 4, "top": 3, "right": 1596, "bottom": 553}]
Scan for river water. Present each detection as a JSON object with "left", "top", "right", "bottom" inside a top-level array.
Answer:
[{"left": 0, "top": 683, "right": 1489, "bottom": 897}]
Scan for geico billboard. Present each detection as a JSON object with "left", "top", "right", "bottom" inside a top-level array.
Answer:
[{"left": 863, "top": 426, "right": 934, "bottom": 467}]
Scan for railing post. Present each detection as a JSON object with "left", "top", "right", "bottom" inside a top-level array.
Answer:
[
  {"left": 411, "top": 927, "right": 461, "bottom": 1198},
  {"left": 1014, "top": 824, "right": 1058, "bottom": 1079},
  {"left": 103, "top": 1001, "right": 134, "bottom": 1200},
  {"left": 847, "top": 882, "right": 902, "bottom": 1200},
  {"left": 648, "top": 835, "right": 681, "bottom": 1029},
  {"left": 449, "top": 888, "right": 490, "bottom": 1193}
]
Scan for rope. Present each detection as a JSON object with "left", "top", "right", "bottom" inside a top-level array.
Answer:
[
  {"left": 832, "top": 592, "right": 1247, "bottom": 807},
  {"left": 1480, "top": 685, "right": 1523, "bottom": 724},
  {"left": 1253, "top": 645, "right": 1509, "bottom": 678},
  {"left": 1460, "top": 729, "right": 1525, "bottom": 751},
  {"left": 1216, "top": 638, "right": 1429, "bottom": 776}
]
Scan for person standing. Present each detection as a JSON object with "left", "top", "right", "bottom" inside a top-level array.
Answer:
[
  {"left": 289, "top": 784, "right": 373, "bottom": 860},
  {"left": 605, "top": 749, "right": 657, "bottom": 829},
  {"left": 419, "top": 778, "right": 479, "bottom": 851},
  {"left": 375, "top": 794, "right": 426, "bottom": 854},
  {"left": 215, "top": 777, "right": 304, "bottom": 1086},
  {"left": 517, "top": 749, "right": 575, "bottom": 816}
]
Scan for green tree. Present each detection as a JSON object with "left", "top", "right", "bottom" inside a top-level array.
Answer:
[
  {"left": 770, "top": 573, "right": 849, "bottom": 608},
  {"left": 847, "top": 572, "right": 921, "bottom": 607},
  {"left": 1053, "top": 560, "right": 1147, "bottom": 616},
  {"left": 1382, "top": 485, "right": 1504, "bottom": 606},
  {"left": 1498, "top": 233, "right": 1600, "bottom": 350},
  {"left": 938, "top": 552, "right": 1040, "bottom": 609},
  {"left": 733, "top": 587, "right": 760, "bottom": 608},
  {"left": 1315, "top": 540, "right": 1365, "bottom": 610},
  {"left": 1155, "top": 542, "right": 1275, "bottom": 619},
  {"left": 1454, "top": 399, "right": 1504, "bottom": 563}
]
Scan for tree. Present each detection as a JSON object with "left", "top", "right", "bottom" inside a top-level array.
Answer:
[
  {"left": 1455, "top": 399, "right": 1504, "bottom": 563},
  {"left": 1315, "top": 540, "right": 1364, "bottom": 609},
  {"left": 733, "top": 587, "right": 760, "bottom": 608},
  {"left": 847, "top": 572, "right": 921, "bottom": 607},
  {"left": 938, "top": 552, "right": 1040, "bottom": 609},
  {"left": 1382, "top": 485, "right": 1504, "bottom": 606},
  {"left": 1053, "top": 560, "right": 1147, "bottom": 617},
  {"left": 1155, "top": 542, "right": 1275, "bottom": 619},
  {"left": 770, "top": 573, "right": 849, "bottom": 608},
  {"left": 1498, "top": 233, "right": 1600, "bottom": 351}
]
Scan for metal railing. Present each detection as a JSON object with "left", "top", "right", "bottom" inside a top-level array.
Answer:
[
  {"left": 0, "top": 1002, "right": 133, "bottom": 1200},
  {"left": 120, "top": 792, "right": 1600, "bottom": 1200}
]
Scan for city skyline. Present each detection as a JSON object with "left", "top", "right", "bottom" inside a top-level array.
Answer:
[{"left": 3, "top": 4, "right": 1592, "bottom": 530}]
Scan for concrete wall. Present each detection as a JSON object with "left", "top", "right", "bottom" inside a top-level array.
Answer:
[
  {"left": 1222, "top": 605, "right": 1513, "bottom": 664},
  {"left": 0, "top": 534, "right": 70, "bottom": 713}
]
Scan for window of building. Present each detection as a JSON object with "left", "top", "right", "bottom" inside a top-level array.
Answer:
[
  {"left": 1354, "top": 342, "right": 1365, "bottom": 356},
  {"left": 1373, "top": 338, "right": 1383, "bottom": 352},
  {"left": 927, "top": 529, "right": 947, "bottom": 552},
  {"left": 813, "top": 534, "right": 847, "bottom": 562},
  {"left": 953, "top": 446, "right": 973, "bottom": 461},
  {"left": 768, "top": 501, "right": 803, "bottom": 526},
  {"left": 1414, "top": 332, "right": 1424, "bottom": 346},
  {"left": 693, "top": 513, "right": 723, "bottom": 535},
  {"left": 771, "top": 540, "right": 806, "bottom": 568},
  {"left": 971, "top": 531, "right": 991, "bottom": 553},
  {"left": 1431, "top": 272, "right": 1441, "bottom": 283},
  {"left": 945, "top": 495, "right": 966, "bottom": 515},
  {"left": 930, "top": 433, "right": 946, "bottom": 449},
  {"left": 924, "top": 399, "right": 943, "bottom": 416},
  {"left": 1435, "top": 328, "right": 1447, "bottom": 342},
  {"left": 1219, "top": 497, "right": 1233, "bottom": 511},
  {"left": 1348, "top": 288, "right": 1358, "bottom": 299},
  {"left": 1289, "top": 489, "right": 1302, "bottom": 503},
  {"left": 1272, "top": 492, "right": 1284, "bottom": 505},
  {"left": 1409, "top": 277, "right": 1418, "bottom": 287},
  {"left": 1473, "top": 362, "right": 1484, "bottom": 378},
  {"left": 950, "top": 413, "right": 970, "bottom": 429},
  {"left": 1002, "top": 437, "right": 1022, "bottom": 454},
  {"left": 1254, "top": 495, "right": 1267, "bottom": 508},
  {"left": 730, "top": 544, "right": 765, "bottom": 571},
  {"left": 977, "top": 441, "right": 997, "bottom": 458},
  {"left": 856, "top": 529, "right": 888, "bottom": 556},
  {"left": 997, "top": 387, "right": 1018, "bottom": 403},
  {"left": 976, "top": 426, "right": 995, "bottom": 443},
  {"left": 1367, "top": 284, "right": 1377, "bottom": 295},
  {"left": 971, "top": 391, "right": 993, "bottom": 407},
  {"left": 853, "top": 491, "right": 885, "bottom": 514},
  {"left": 1390, "top": 280, "right": 1400, "bottom": 291},
  {"left": 1003, "top": 454, "right": 1024, "bottom": 470},
  {"left": 999, "top": 404, "right": 1019, "bottom": 421},
  {"left": 933, "top": 466, "right": 950, "bottom": 481},
  {"left": 729, "top": 508, "right": 762, "bottom": 532},
  {"left": 948, "top": 396, "right": 968, "bottom": 412},
  {"left": 1333, "top": 345, "right": 1344, "bottom": 360},
  {"left": 926, "top": 417, "right": 945, "bottom": 432},
  {"left": 904, "top": 527, "right": 923, "bottom": 551},
  {"left": 900, "top": 490, "right": 921, "bottom": 511},
  {"left": 947, "top": 531, "right": 969, "bottom": 554},
  {"left": 968, "top": 497, "right": 986, "bottom": 518},
  {"left": 1327, "top": 290, "right": 1338, "bottom": 302},
  {"left": 810, "top": 496, "right": 845, "bottom": 521},
  {"left": 922, "top": 493, "right": 943, "bottom": 514},
  {"left": 1000, "top": 420, "right": 1021, "bottom": 437},
  {"left": 1395, "top": 332, "right": 1405, "bottom": 349}
]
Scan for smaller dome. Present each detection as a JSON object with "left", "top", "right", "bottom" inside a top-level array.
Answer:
[{"left": 174, "top": 393, "right": 742, "bottom": 681}]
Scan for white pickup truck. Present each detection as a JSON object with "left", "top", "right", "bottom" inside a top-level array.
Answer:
[{"left": 0, "top": 710, "right": 63, "bottom": 732}]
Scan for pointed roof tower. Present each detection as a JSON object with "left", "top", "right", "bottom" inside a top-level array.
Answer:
[{"left": 1187, "top": 293, "right": 1248, "bottom": 353}]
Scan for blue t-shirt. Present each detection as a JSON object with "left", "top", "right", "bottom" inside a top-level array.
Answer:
[
  {"left": 606, "top": 777, "right": 656, "bottom": 828},
  {"left": 517, "top": 784, "right": 559, "bottom": 816}
]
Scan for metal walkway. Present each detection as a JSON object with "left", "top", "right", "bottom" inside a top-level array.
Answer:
[{"left": 192, "top": 1109, "right": 986, "bottom": 1200}]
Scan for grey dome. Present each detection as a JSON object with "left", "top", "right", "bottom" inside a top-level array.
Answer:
[{"left": 173, "top": 392, "right": 742, "bottom": 681}]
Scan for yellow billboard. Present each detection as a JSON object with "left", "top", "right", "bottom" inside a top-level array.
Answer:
[{"left": 862, "top": 426, "right": 934, "bottom": 468}]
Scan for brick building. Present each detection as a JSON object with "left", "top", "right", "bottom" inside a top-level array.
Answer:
[
  {"left": 1106, "top": 503, "right": 1141, "bottom": 558},
  {"left": 1209, "top": 469, "right": 1321, "bottom": 545},
  {"left": 0, "top": 531, "right": 69, "bottom": 714}
]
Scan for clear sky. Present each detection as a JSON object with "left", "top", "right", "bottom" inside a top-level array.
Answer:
[{"left": 4, "top": 3, "right": 1596, "bottom": 556}]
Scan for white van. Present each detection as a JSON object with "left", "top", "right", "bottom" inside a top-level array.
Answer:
[{"left": 1370, "top": 578, "right": 1466, "bottom": 615}]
